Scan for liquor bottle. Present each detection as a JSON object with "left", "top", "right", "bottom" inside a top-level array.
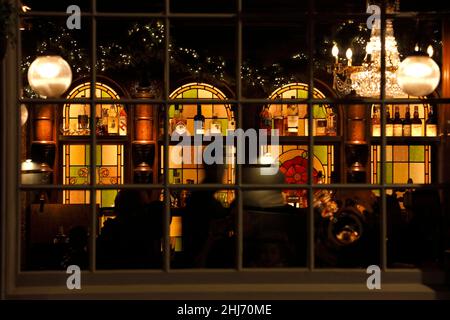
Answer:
[
  {"left": 411, "top": 105, "right": 423, "bottom": 136},
  {"left": 302, "top": 105, "right": 309, "bottom": 136},
  {"left": 227, "top": 118, "right": 236, "bottom": 135},
  {"left": 171, "top": 104, "right": 187, "bottom": 135},
  {"left": 78, "top": 104, "right": 89, "bottom": 133},
  {"left": 372, "top": 105, "right": 380, "bottom": 136},
  {"left": 107, "top": 105, "right": 119, "bottom": 135},
  {"left": 403, "top": 106, "right": 412, "bottom": 136},
  {"left": 210, "top": 113, "right": 222, "bottom": 134},
  {"left": 287, "top": 96, "right": 299, "bottom": 135},
  {"left": 273, "top": 96, "right": 284, "bottom": 135},
  {"left": 259, "top": 105, "right": 272, "bottom": 134},
  {"left": 101, "top": 108, "right": 109, "bottom": 135},
  {"left": 393, "top": 106, "right": 403, "bottom": 136},
  {"left": 326, "top": 108, "right": 337, "bottom": 136},
  {"left": 194, "top": 104, "right": 205, "bottom": 135},
  {"left": 425, "top": 106, "right": 437, "bottom": 137},
  {"left": 385, "top": 107, "right": 393, "bottom": 136},
  {"left": 119, "top": 106, "right": 127, "bottom": 136}
]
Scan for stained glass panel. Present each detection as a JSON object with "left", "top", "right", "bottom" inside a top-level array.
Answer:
[
  {"left": 62, "top": 82, "right": 127, "bottom": 136},
  {"left": 267, "top": 83, "right": 337, "bottom": 136},
  {"left": 371, "top": 145, "right": 431, "bottom": 185},
  {"left": 63, "top": 144, "right": 124, "bottom": 207}
]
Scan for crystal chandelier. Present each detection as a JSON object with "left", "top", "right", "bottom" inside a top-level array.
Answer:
[{"left": 332, "top": 19, "right": 404, "bottom": 97}]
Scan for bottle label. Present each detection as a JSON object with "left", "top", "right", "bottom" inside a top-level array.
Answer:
[
  {"left": 210, "top": 123, "right": 221, "bottom": 134},
  {"left": 372, "top": 124, "right": 380, "bottom": 136},
  {"left": 426, "top": 124, "right": 437, "bottom": 137},
  {"left": 403, "top": 124, "right": 411, "bottom": 136},
  {"left": 119, "top": 116, "right": 127, "bottom": 135},
  {"left": 385, "top": 124, "right": 393, "bottom": 136},
  {"left": 287, "top": 115, "right": 298, "bottom": 132},
  {"left": 315, "top": 119, "right": 327, "bottom": 136},
  {"left": 175, "top": 121, "right": 187, "bottom": 134},
  {"left": 412, "top": 124, "right": 422, "bottom": 136},
  {"left": 393, "top": 124, "right": 403, "bottom": 136}
]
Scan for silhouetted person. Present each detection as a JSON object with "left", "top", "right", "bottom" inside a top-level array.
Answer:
[
  {"left": 183, "top": 162, "right": 234, "bottom": 268},
  {"left": 97, "top": 190, "right": 163, "bottom": 269},
  {"left": 238, "top": 164, "right": 307, "bottom": 267}
]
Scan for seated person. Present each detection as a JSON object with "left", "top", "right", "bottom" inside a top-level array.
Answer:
[
  {"left": 183, "top": 162, "right": 234, "bottom": 268},
  {"left": 237, "top": 163, "right": 307, "bottom": 267}
]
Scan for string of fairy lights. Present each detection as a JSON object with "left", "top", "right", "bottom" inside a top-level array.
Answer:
[{"left": 20, "top": 19, "right": 441, "bottom": 98}]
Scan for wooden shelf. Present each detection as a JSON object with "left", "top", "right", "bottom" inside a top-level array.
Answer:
[
  {"left": 158, "top": 135, "right": 343, "bottom": 146},
  {"left": 369, "top": 136, "right": 441, "bottom": 145},
  {"left": 58, "top": 135, "right": 129, "bottom": 143}
]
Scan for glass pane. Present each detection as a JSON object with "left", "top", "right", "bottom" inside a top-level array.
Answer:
[
  {"left": 371, "top": 145, "right": 432, "bottom": 185},
  {"left": 243, "top": 190, "right": 307, "bottom": 268},
  {"left": 23, "top": 0, "right": 91, "bottom": 12},
  {"left": 171, "top": 0, "right": 236, "bottom": 13},
  {"left": 21, "top": 191, "right": 91, "bottom": 271},
  {"left": 97, "top": 0, "right": 163, "bottom": 13},
  {"left": 243, "top": 23, "right": 308, "bottom": 99},
  {"left": 96, "top": 188, "right": 164, "bottom": 269},
  {"left": 387, "top": 188, "right": 444, "bottom": 269},
  {"left": 315, "top": 188, "right": 380, "bottom": 268},
  {"left": 171, "top": 188, "right": 236, "bottom": 269}
]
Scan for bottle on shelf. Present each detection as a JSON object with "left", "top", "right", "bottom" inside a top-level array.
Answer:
[
  {"left": 326, "top": 108, "right": 337, "bottom": 136},
  {"left": 302, "top": 104, "right": 309, "bottom": 136},
  {"left": 313, "top": 106, "right": 327, "bottom": 136},
  {"left": 385, "top": 106, "right": 393, "bottom": 136},
  {"left": 107, "top": 104, "right": 119, "bottom": 135},
  {"left": 425, "top": 105, "right": 437, "bottom": 137},
  {"left": 210, "top": 113, "right": 222, "bottom": 134},
  {"left": 411, "top": 105, "right": 423, "bottom": 136},
  {"left": 194, "top": 104, "right": 205, "bottom": 135},
  {"left": 77, "top": 104, "right": 89, "bottom": 133},
  {"left": 403, "top": 105, "right": 412, "bottom": 137},
  {"left": 273, "top": 95, "right": 284, "bottom": 135},
  {"left": 393, "top": 106, "right": 403, "bottom": 136},
  {"left": 287, "top": 95, "right": 299, "bottom": 136},
  {"left": 259, "top": 104, "right": 272, "bottom": 134},
  {"left": 372, "top": 105, "right": 381, "bottom": 137},
  {"left": 101, "top": 107, "right": 109, "bottom": 135},
  {"left": 171, "top": 104, "right": 187, "bottom": 135},
  {"left": 227, "top": 118, "right": 236, "bottom": 135},
  {"left": 118, "top": 106, "right": 127, "bottom": 136}
]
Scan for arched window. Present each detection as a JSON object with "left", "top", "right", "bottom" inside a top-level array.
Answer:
[
  {"left": 60, "top": 81, "right": 128, "bottom": 207},
  {"left": 166, "top": 82, "right": 235, "bottom": 206},
  {"left": 263, "top": 83, "right": 340, "bottom": 207},
  {"left": 268, "top": 83, "right": 338, "bottom": 136}
]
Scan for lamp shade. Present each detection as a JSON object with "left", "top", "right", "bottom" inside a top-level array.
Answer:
[
  {"left": 27, "top": 55, "right": 72, "bottom": 98},
  {"left": 21, "top": 104, "right": 28, "bottom": 126},
  {"left": 396, "top": 55, "right": 440, "bottom": 96}
]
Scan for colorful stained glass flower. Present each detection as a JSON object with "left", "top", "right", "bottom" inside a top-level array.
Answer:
[{"left": 279, "top": 155, "right": 318, "bottom": 197}]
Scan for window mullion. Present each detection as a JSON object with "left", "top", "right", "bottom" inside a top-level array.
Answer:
[
  {"left": 163, "top": 0, "right": 171, "bottom": 273},
  {"left": 236, "top": 0, "right": 243, "bottom": 271},
  {"left": 89, "top": 0, "right": 98, "bottom": 273},
  {"left": 307, "top": 0, "right": 315, "bottom": 271},
  {"left": 380, "top": 2, "right": 388, "bottom": 271}
]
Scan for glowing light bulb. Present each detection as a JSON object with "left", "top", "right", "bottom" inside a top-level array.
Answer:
[
  {"left": 346, "top": 48, "right": 353, "bottom": 66},
  {"left": 332, "top": 44, "right": 339, "bottom": 63},
  {"left": 427, "top": 45, "right": 434, "bottom": 58}
]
